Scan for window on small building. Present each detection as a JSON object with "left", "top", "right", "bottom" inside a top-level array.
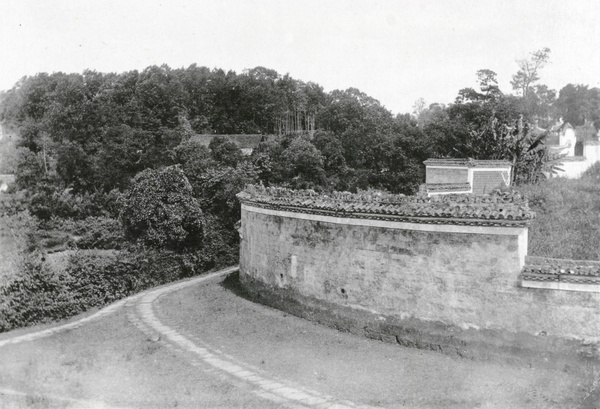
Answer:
[{"left": 575, "top": 141, "right": 584, "bottom": 156}]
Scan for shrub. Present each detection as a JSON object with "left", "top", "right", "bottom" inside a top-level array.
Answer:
[
  {"left": 0, "top": 191, "right": 27, "bottom": 216},
  {"left": 0, "top": 253, "right": 85, "bottom": 330},
  {"left": 194, "top": 163, "right": 258, "bottom": 229},
  {"left": 209, "top": 136, "right": 242, "bottom": 167},
  {"left": 74, "top": 217, "right": 126, "bottom": 250},
  {"left": 120, "top": 166, "right": 204, "bottom": 250},
  {"left": 0, "top": 244, "right": 236, "bottom": 332},
  {"left": 28, "top": 185, "right": 103, "bottom": 221},
  {"left": 49, "top": 216, "right": 126, "bottom": 250}
]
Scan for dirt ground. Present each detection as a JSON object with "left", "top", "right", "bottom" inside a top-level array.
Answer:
[
  {"left": 0, "top": 272, "right": 597, "bottom": 409},
  {"left": 157, "top": 274, "right": 598, "bottom": 409},
  {"left": 0, "top": 304, "right": 283, "bottom": 409}
]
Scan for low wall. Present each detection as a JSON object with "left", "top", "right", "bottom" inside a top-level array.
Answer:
[
  {"left": 555, "top": 142, "right": 600, "bottom": 179},
  {"left": 237, "top": 187, "right": 600, "bottom": 370}
]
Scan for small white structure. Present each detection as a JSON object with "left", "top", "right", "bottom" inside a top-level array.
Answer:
[
  {"left": 0, "top": 175, "right": 15, "bottom": 193},
  {"left": 543, "top": 120, "right": 600, "bottom": 179},
  {"left": 548, "top": 122, "right": 577, "bottom": 157},
  {"left": 423, "top": 159, "right": 512, "bottom": 196}
]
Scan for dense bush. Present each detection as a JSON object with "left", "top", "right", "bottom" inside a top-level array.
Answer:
[
  {"left": 28, "top": 184, "right": 104, "bottom": 221},
  {"left": 0, "top": 245, "right": 235, "bottom": 332},
  {"left": 72, "top": 217, "right": 126, "bottom": 250},
  {"left": 0, "top": 252, "right": 126, "bottom": 331},
  {"left": 0, "top": 191, "right": 27, "bottom": 216},
  {"left": 120, "top": 166, "right": 204, "bottom": 250}
]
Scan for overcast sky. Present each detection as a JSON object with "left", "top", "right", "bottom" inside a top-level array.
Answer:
[{"left": 1, "top": 0, "right": 599, "bottom": 114}]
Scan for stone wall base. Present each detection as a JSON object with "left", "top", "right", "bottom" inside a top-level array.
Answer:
[{"left": 238, "top": 271, "right": 599, "bottom": 375}]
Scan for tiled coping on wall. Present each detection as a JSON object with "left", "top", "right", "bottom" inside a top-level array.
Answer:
[
  {"left": 237, "top": 185, "right": 535, "bottom": 227},
  {"left": 421, "top": 183, "right": 472, "bottom": 194},
  {"left": 521, "top": 256, "right": 600, "bottom": 293}
]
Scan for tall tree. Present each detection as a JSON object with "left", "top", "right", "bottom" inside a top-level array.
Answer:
[
  {"left": 511, "top": 48, "right": 551, "bottom": 98},
  {"left": 455, "top": 69, "right": 502, "bottom": 104},
  {"left": 477, "top": 69, "right": 502, "bottom": 100},
  {"left": 554, "top": 84, "right": 600, "bottom": 126}
]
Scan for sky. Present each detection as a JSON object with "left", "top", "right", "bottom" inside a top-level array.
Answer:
[{"left": 1, "top": 0, "right": 600, "bottom": 114}]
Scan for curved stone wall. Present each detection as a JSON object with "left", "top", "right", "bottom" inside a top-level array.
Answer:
[{"left": 237, "top": 187, "right": 600, "bottom": 369}]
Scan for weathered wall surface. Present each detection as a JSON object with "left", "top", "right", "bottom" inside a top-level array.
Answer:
[
  {"left": 426, "top": 167, "right": 468, "bottom": 184},
  {"left": 239, "top": 202, "right": 600, "bottom": 367}
]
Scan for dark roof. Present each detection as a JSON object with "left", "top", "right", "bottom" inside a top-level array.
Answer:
[{"left": 189, "top": 134, "right": 266, "bottom": 149}]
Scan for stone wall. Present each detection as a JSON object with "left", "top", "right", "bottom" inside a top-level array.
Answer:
[{"left": 237, "top": 187, "right": 600, "bottom": 369}]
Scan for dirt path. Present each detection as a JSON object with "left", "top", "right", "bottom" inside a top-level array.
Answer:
[{"left": 0, "top": 267, "right": 597, "bottom": 408}]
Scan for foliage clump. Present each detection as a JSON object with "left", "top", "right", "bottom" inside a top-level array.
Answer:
[
  {"left": 120, "top": 166, "right": 204, "bottom": 250},
  {"left": 0, "top": 247, "right": 234, "bottom": 332}
]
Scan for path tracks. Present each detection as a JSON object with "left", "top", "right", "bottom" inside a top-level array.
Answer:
[{"left": 0, "top": 266, "right": 380, "bottom": 409}]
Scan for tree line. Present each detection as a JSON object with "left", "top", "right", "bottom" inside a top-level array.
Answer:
[{"left": 1, "top": 51, "right": 598, "bottom": 229}]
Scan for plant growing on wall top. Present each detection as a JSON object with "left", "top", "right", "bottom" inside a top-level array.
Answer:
[{"left": 239, "top": 185, "right": 535, "bottom": 222}]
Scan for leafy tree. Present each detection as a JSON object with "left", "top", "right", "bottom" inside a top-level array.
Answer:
[
  {"left": 14, "top": 145, "right": 57, "bottom": 191},
  {"left": 171, "top": 139, "right": 215, "bottom": 184},
  {"left": 511, "top": 48, "right": 551, "bottom": 98},
  {"left": 92, "top": 125, "right": 154, "bottom": 192},
  {"left": 56, "top": 141, "right": 93, "bottom": 193},
  {"left": 250, "top": 137, "right": 284, "bottom": 185},
  {"left": 415, "top": 102, "right": 447, "bottom": 128},
  {"left": 179, "top": 64, "right": 213, "bottom": 133},
  {"left": 209, "top": 136, "right": 243, "bottom": 167},
  {"left": 318, "top": 88, "right": 393, "bottom": 168},
  {"left": 412, "top": 98, "right": 426, "bottom": 118},
  {"left": 523, "top": 84, "right": 557, "bottom": 127},
  {"left": 426, "top": 94, "right": 524, "bottom": 159},
  {"left": 312, "top": 131, "right": 347, "bottom": 176},
  {"left": 477, "top": 69, "right": 502, "bottom": 99},
  {"left": 279, "top": 136, "right": 326, "bottom": 189},
  {"left": 194, "top": 162, "right": 258, "bottom": 229},
  {"left": 135, "top": 65, "right": 185, "bottom": 130},
  {"left": 120, "top": 166, "right": 204, "bottom": 250},
  {"left": 554, "top": 84, "right": 600, "bottom": 127},
  {"left": 456, "top": 70, "right": 502, "bottom": 104}
]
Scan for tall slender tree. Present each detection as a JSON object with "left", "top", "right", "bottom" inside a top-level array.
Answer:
[{"left": 511, "top": 48, "right": 551, "bottom": 98}]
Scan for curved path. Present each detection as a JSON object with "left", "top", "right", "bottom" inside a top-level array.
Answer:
[
  {"left": 0, "top": 267, "right": 374, "bottom": 409},
  {"left": 0, "top": 266, "right": 596, "bottom": 408},
  {"left": 127, "top": 267, "right": 374, "bottom": 409}
]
